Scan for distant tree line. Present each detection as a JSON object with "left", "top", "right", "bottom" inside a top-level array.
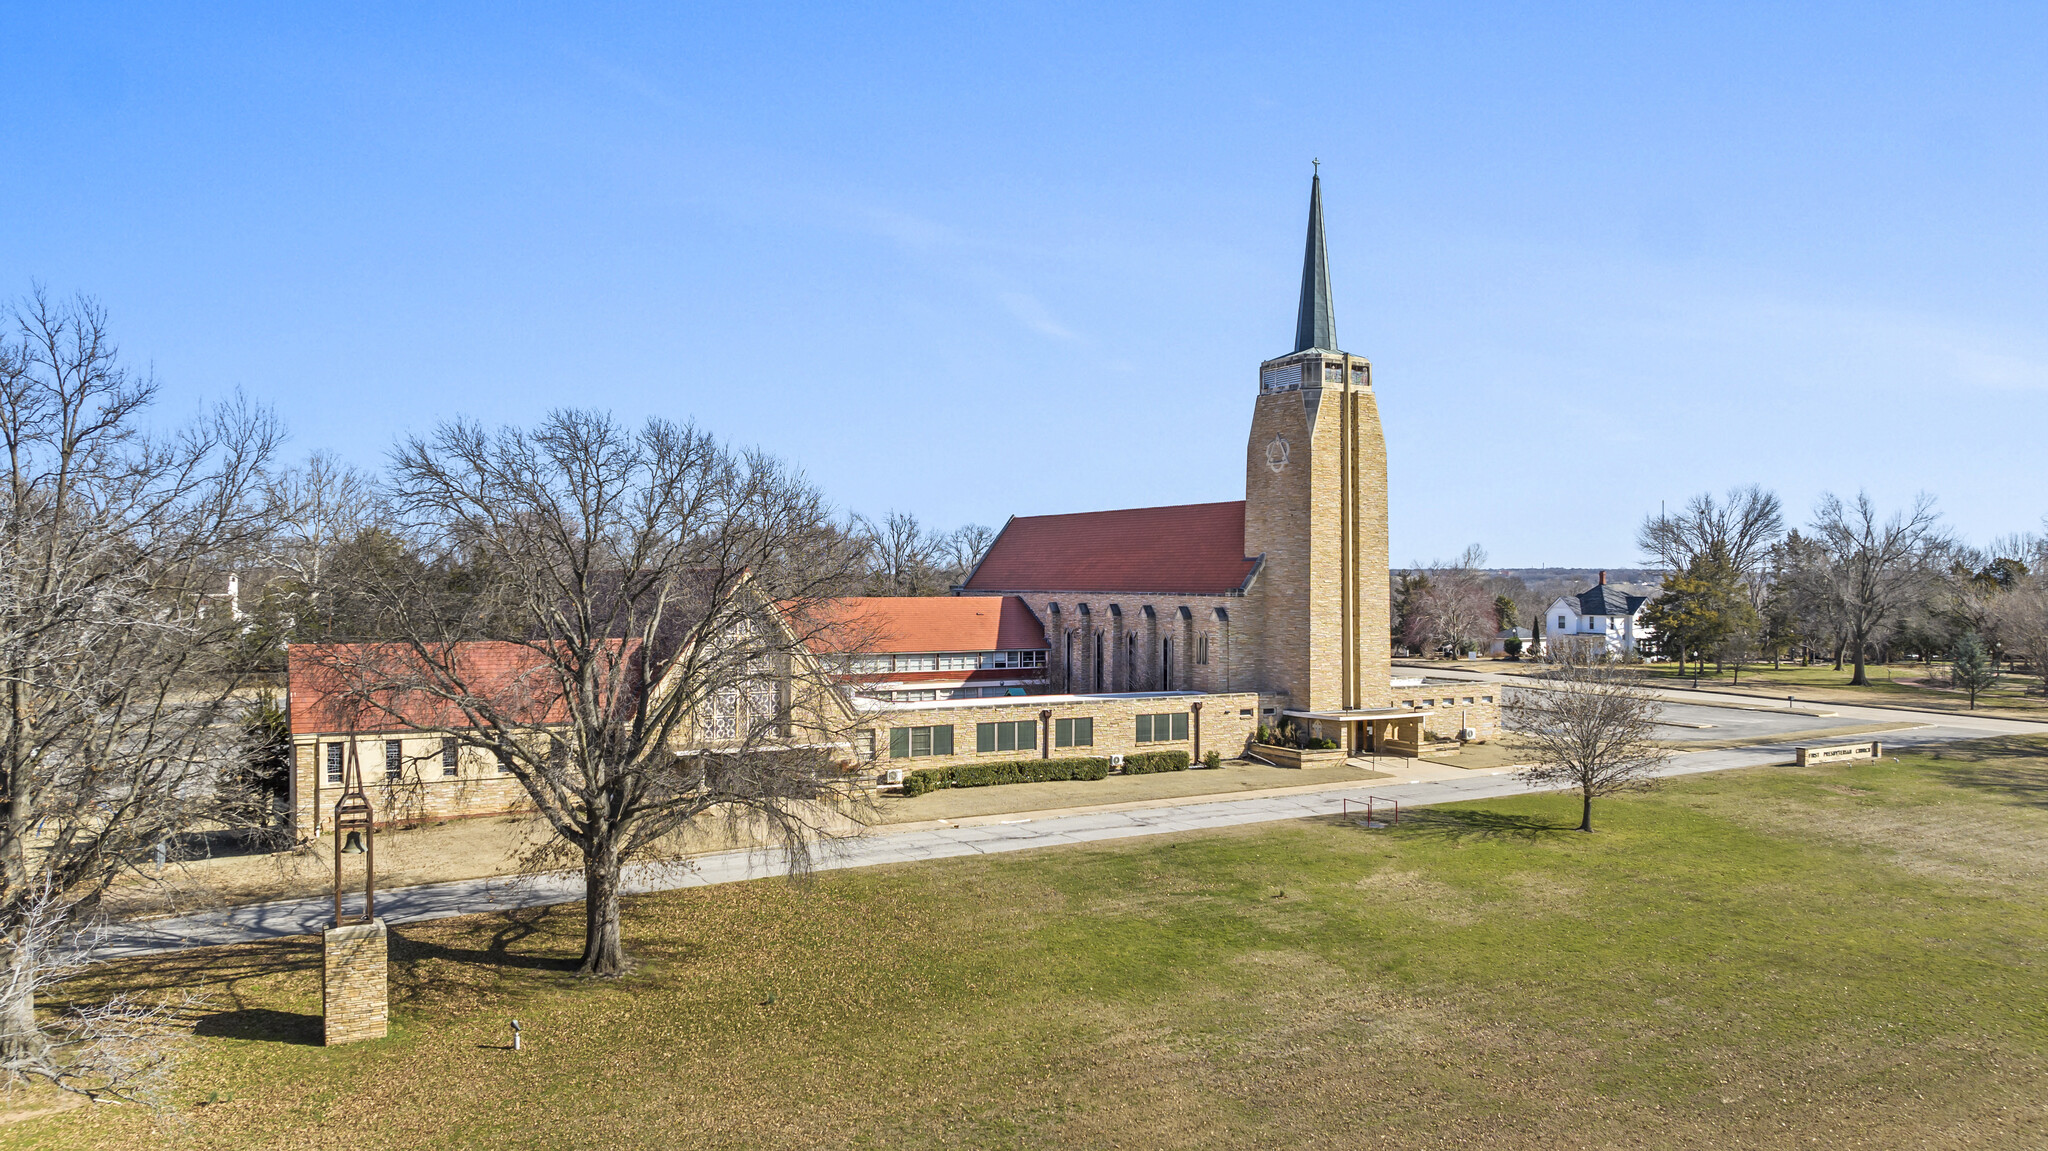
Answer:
[{"left": 1637, "top": 485, "right": 2048, "bottom": 699}]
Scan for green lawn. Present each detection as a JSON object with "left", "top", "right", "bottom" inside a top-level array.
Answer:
[
  {"left": 16, "top": 737, "right": 2048, "bottom": 1149},
  {"left": 1644, "top": 659, "right": 2048, "bottom": 715}
]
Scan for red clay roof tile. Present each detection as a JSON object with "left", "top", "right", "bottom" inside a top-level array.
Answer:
[
  {"left": 962, "top": 501, "right": 1256, "bottom": 594},
  {"left": 806, "top": 595, "right": 1046, "bottom": 654}
]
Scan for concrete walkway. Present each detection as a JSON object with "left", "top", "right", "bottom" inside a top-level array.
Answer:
[{"left": 95, "top": 704, "right": 2038, "bottom": 960}]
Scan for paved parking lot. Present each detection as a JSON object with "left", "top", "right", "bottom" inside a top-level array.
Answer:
[{"left": 1653, "top": 701, "right": 1858, "bottom": 742}]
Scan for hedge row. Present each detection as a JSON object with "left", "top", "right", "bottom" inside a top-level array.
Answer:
[
  {"left": 1121, "top": 750, "right": 1191, "bottom": 775},
  {"left": 900, "top": 756, "right": 1111, "bottom": 796}
]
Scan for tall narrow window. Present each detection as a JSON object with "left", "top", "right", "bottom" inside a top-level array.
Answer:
[
  {"left": 1161, "top": 638, "right": 1174, "bottom": 691},
  {"left": 1063, "top": 631, "right": 1074, "bottom": 688},
  {"left": 440, "top": 737, "right": 459, "bottom": 777},
  {"left": 384, "top": 739, "right": 403, "bottom": 780},
  {"left": 325, "top": 743, "right": 345, "bottom": 785},
  {"left": 1093, "top": 633, "right": 1104, "bottom": 692},
  {"left": 1196, "top": 634, "right": 1210, "bottom": 665},
  {"left": 1125, "top": 633, "right": 1136, "bottom": 691}
]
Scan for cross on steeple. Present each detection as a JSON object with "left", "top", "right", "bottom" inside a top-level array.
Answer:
[{"left": 1292, "top": 168, "right": 1338, "bottom": 354}]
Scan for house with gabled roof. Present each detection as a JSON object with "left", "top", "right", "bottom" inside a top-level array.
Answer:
[{"left": 1544, "top": 571, "right": 1654, "bottom": 659}]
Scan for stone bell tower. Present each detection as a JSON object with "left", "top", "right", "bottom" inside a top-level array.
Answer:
[{"left": 1242, "top": 170, "right": 1393, "bottom": 719}]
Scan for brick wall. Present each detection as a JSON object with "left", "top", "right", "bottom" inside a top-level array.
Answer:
[{"left": 323, "top": 919, "right": 388, "bottom": 1045}]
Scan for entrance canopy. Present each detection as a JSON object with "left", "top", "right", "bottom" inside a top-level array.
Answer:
[{"left": 1281, "top": 707, "right": 1433, "bottom": 722}]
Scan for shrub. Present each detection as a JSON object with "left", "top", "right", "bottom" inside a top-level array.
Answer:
[
  {"left": 1122, "top": 750, "right": 1190, "bottom": 775},
  {"left": 899, "top": 756, "right": 1111, "bottom": 796},
  {"left": 1202, "top": 750, "right": 1222, "bottom": 769}
]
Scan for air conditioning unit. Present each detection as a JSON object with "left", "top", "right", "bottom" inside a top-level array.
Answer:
[
  {"left": 1458, "top": 727, "right": 1478, "bottom": 742},
  {"left": 878, "top": 768, "right": 904, "bottom": 786},
  {"left": 1109, "top": 754, "right": 1125, "bottom": 769}
]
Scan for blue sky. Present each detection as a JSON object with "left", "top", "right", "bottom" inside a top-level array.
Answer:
[{"left": 5, "top": 3, "right": 2045, "bottom": 566}]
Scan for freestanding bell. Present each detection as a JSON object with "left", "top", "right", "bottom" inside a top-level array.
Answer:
[{"left": 340, "top": 830, "right": 366, "bottom": 855}]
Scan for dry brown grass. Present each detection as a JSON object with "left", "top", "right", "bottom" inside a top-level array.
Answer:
[{"left": 16, "top": 737, "right": 2048, "bottom": 1149}]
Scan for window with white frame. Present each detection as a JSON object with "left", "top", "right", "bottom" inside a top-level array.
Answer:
[
  {"left": 325, "top": 743, "right": 345, "bottom": 784},
  {"left": 441, "top": 737, "right": 459, "bottom": 777},
  {"left": 384, "top": 739, "right": 403, "bottom": 780}
]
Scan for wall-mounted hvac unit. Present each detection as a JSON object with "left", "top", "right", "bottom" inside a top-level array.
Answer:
[
  {"left": 879, "top": 768, "right": 905, "bottom": 786},
  {"left": 1108, "top": 755, "right": 1125, "bottom": 769},
  {"left": 1458, "top": 728, "right": 1478, "bottom": 742}
]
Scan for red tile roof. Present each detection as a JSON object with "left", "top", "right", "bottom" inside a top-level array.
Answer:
[
  {"left": 962, "top": 501, "right": 1257, "bottom": 594},
  {"left": 288, "top": 641, "right": 591, "bottom": 734},
  {"left": 806, "top": 595, "right": 1046, "bottom": 654}
]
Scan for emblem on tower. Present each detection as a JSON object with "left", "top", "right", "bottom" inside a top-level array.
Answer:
[{"left": 1264, "top": 436, "right": 1290, "bottom": 473}]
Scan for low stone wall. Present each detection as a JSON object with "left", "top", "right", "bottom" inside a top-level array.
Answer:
[{"left": 1245, "top": 743, "right": 1349, "bottom": 769}]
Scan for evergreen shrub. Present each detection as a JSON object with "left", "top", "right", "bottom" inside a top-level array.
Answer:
[
  {"left": 1122, "top": 750, "right": 1190, "bottom": 774},
  {"left": 899, "top": 756, "right": 1111, "bottom": 796}
]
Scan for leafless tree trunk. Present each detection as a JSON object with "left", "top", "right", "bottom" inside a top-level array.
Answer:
[
  {"left": 0, "top": 291, "right": 281, "bottom": 1096},
  {"left": 316, "top": 411, "right": 869, "bottom": 977},
  {"left": 1810, "top": 492, "right": 1947, "bottom": 686},
  {"left": 1506, "top": 660, "right": 1670, "bottom": 832}
]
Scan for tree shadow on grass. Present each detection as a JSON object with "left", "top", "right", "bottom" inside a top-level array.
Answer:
[
  {"left": 1374, "top": 807, "right": 1578, "bottom": 842},
  {"left": 1922, "top": 736, "right": 2048, "bottom": 810},
  {"left": 192, "top": 1007, "right": 322, "bottom": 1045}
]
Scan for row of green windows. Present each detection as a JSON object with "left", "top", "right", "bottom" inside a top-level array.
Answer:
[
  {"left": 888, "top": 712, "right": 1187, "bottom": 758},
  {"left": 1135, "top": 712, "right": 1189, "bottom": 743},
  {"left": 978, "top": 720, "right": 1037, "bottom": 753}
]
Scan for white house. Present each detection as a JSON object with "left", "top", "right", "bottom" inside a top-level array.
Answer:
[{"left": 1544, "top": 572, "right": 1652, "bottom": 659}]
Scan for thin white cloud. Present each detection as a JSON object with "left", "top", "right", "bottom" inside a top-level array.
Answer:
[{"left": 997, "top": 291, "right": 1077, "bottom": 341}]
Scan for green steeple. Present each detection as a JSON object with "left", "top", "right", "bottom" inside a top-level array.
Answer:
[{"left": 1292, "top": 170, "right": 1338, "bottom": 353}]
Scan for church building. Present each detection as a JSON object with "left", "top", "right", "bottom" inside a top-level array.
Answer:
[
  {"left": 281, "top": 175, "right": 1501, "bottom": 835},
  {"left": 845, "top": 173, "right": 1502, "bottom": 765}
]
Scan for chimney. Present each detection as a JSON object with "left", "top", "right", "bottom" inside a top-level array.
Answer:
[{"left": 1598, "top": 570, "right": 1607, "bottom": 585}]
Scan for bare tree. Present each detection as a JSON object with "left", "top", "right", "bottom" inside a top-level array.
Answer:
[
  {"left": 1402, "top": 545, "right": 1494, "bottom": 658},
  {"left": 314, "top": 411, "right": 869, "bottom": 977},
  {"left": 0, "top": 291, "right": 281, "bottom": 1095},
  {"left": 1994, "top": 580, "right": 2048, "bottom": 697},
  {"left": 1507, "top": 661, "right": 1670, "bottom": 832},
  {"left": 1810, "top": 492, "right": 1947, "bottom": 685},
  {"left": 938, "top": 522, "right": 996, "bottom": 585},
  {"left": 853, "top": 511, "right": 947, "bottom": 596},
  {"left": 262, "top": 449, "right": 378, "bottom": 634},
  {"left": 1638, "top": 485, "right": 1785, "bottom": 609}
]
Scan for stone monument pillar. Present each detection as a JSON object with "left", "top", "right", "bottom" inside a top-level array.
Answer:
[
  {"left": 323, "top": 738, "right": 387, "bottom": 1045},
  {"left": 323, "top": 918, "right": 389, "bottom": 1044}
]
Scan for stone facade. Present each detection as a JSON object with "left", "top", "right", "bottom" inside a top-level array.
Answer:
[
  {"left": 290, "top": 733, "right": 534, "bottom": 834},
  {"left": 859, "top": 690, "right": 1265, "bottom": 773},
  {"left": 323, "top": 918, "right": 389, "bottom": 1045},
  {"left": 1243, "top": 350, "right": 1392, "bottom": 716}
]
